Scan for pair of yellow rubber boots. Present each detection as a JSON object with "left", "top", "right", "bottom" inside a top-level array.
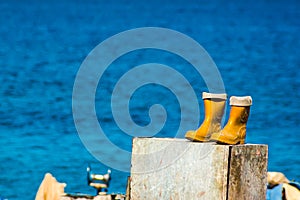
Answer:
[{"left": 185, "top": 92, "right": 252, "bottom": 145}]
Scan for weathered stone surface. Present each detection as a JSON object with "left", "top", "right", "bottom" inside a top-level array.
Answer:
[
  {"left": 130, "top": 137, "right": 268, "bottom": 200},
  {"left": 227, "top": 145, "right": 268, "bottom": 200},
  {"left": 125, "top": 176, "right": 131, "bottom": 200}
]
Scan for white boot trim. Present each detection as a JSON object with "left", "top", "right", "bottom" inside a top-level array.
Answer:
[
  {"left": 202, "top": 92, "right": 227, "bottom": 100},
  {"left": 230, "top": 96, "right": 252, "bottom": 106}
]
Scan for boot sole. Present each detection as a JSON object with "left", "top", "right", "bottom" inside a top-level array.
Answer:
[
  {"left": 214, "top": 139, "right": 245, "bottom": 145},
  {"left": 185, "top": 135, "right": 210, "bottom": 142}
]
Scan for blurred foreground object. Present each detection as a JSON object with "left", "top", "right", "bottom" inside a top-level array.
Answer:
[
  {"left": 87, "top": 165, "right": 111, "bottom": 195},
  {"left": 268, "top": 172, "right": 289, "bottom": 186},
  {"left": 35, "top": 173, "right": 66, "bottom": 200},
  {"left": 267, "top": 172, "right": 300, "bottom": 200}
]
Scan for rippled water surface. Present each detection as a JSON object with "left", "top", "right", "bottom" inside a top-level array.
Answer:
[{"left": 0, "top": 0, "right": 299, "bottom": 199}]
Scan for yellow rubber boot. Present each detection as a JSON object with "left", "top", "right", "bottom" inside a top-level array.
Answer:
[
  {"left": 185, "top": 92, "right": 227, "bottom": 142},
  {"left": 210, "top": 96, "right": 252, "bottom": 145}
]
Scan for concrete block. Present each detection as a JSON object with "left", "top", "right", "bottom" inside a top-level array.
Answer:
[{"left": 130, "top": 138, "right": 268, "bottom": 200}]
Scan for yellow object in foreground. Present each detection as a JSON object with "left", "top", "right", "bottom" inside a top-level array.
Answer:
[
  {"left": 185, "top": 92, "right": 227, "bottom": 142},
  {"left": 211, "top": 96, "right": 252, "bottom": 145}
]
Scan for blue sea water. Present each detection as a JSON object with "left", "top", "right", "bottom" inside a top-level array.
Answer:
[{"left": 0, "top": 0, "right": 300, "bottom": 199}]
